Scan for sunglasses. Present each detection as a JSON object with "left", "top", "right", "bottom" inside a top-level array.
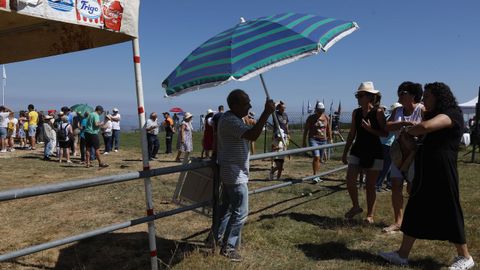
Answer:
[
  {"left": 398, "top": 90, "right": 410, "bottom": 97},
  {"left": 355, "top": 93, "right": 368, "bottom": 99}
]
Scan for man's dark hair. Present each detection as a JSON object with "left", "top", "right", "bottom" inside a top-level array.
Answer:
[
  {"left": 423, "top": 82, "right": 460, "bottom": 120},
  {"left": 28, "top": 104, "right": 34, "bottom": 110},
  {"left": 218, "top": 105, "right": 224, "bottom": 112},
  {"left": 227, "top": 89, "right": 247, "bottom": 108},
  {"left": 398, "top": 81, "right": 423, "bottom": 103}
]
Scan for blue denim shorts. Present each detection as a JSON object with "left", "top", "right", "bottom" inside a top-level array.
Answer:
[
  {"left": 309, "top": 137, "right": 327, "bottom": 157},
  {"left": 0, "top": 127, "right": 7, "bottom": 139},
  {"left": 28, "top": 124, "right": 37, "bottom": 137}
]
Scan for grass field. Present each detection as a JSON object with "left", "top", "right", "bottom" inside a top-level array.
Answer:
[{"left": 0, "top": 130, "right": 479, "bottom": 270}]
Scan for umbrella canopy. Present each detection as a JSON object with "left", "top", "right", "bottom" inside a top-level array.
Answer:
[
  {"left": 71, "top": 104, "right": 93, "bottom": 115},
  {"left": 169, "top": 107, "right": 184, "bottom": 113},
  {"left": 162, "top": 13, "right": 358, "bottom": 96}
]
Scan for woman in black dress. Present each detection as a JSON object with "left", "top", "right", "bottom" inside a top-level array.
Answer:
[
  {"left": 342, "top": 81, "right": 387, "bottom": 224},
  {"left": 380, "top": 82, "right": 474, "bottom": 270}
]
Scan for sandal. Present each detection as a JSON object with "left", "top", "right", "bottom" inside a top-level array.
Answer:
[
  {"left": 364, "top": 216, "right": 375, "bottom": 224},
  {"left": 99, "top": 163, "right": 109, "bottom": 168},
  {"left": 344, "top": 207, "right": 363, "bottom": 219},
  {"left": 382, "top": 224, "right": 401, "bottom": 233}
]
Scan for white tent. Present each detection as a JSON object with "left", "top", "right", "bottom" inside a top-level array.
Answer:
[{"left": 459, "top": 97, "right": 478, "bottom": 114}]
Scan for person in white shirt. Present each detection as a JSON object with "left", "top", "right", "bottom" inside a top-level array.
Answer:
[
  {"left": 0, "top": 106, "right": 13, "bottom": 153},
  {"left": 6, "top": 112, "right": 18, "bottom": 152},
  {"left": 145, "top": 112, "right": 160, "bottom": 160},
  {"left": 101, "top": 115, "right": 113, "bottom": 155},
  {"left": 110, "top": 108, "right": 121, "bottom": 152}
]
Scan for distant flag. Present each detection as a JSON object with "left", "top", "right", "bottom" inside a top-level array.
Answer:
[
  {"left": 302, "top": 100, "right": 305, "bottom": 116},
  {"left": 307, "top": 100, "right": 312, "bottom": 113},
  {"left": 329, "top": 100, "right": 334, "bottom": 116},
  {"left": 2, "top": 65, "right": 5, "bottom": 106},
  {"left": 337, "top": 101, "right": 342, "bottom": 114}
]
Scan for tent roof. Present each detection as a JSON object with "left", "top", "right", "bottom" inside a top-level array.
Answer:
[
  {"left": 459, "top": 97, "right": 478, "bottom": 108},
  {"left": 0, "top": 0, "right": 139, "bottom": 64}
]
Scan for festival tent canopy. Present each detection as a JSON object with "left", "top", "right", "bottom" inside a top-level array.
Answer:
[
  {"left": 459, "top": 97, "right": 478, "bottom": 114},
  {"left": 0, "top": 0, "right": 139, "bottom": 64}
]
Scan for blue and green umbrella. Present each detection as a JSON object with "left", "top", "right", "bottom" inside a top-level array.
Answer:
[
  {"left": 70, "top": 104, "right": 93, "bottom": 115},
  {"left": 162, "top": 13, "right": 359, "bottom": 97}
]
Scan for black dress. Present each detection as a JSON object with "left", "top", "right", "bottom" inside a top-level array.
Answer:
[
  {"left": 401, "top": 108, "right": 466, "bottom": 244},
  {"left": 350, "top": 107, "right": 383, "bottom": 168}
]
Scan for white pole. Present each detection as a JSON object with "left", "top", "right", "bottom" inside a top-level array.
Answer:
[{"left": 131, "top": 38, "right": 158, "bottom": 270}]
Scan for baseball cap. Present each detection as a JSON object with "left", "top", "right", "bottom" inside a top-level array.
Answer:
[
  {"left": 95, "top": 105, "right": 104, "bottom": 113},
  {"left": 315, "top": 102, "right": 325, "bottom": 110},
  {"left": 112, "top": 107, "right": 119, "bottom": 112}
]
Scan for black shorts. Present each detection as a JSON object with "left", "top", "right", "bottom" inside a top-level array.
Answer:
[
  {"left": 58, "top": 140, "right": 71, "bottom": 149},
  {"left": 85, "top": 133, "right": 100, "bottom": 150}
]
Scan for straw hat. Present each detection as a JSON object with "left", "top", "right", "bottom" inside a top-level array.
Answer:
[
  {"left": 184, "top": 112, "right": 193, "bottom": 119},
  {"left": 356, "top": 81, "right": 380, "bottom": 94}
]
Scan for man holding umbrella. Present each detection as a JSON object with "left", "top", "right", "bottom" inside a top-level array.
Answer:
[{"left": 213, "top": 89, "right": 275, "bottom": 261}]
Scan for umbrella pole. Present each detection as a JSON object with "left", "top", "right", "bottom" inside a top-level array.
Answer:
[
  {"left": 132, "top": 38, "right": 159, "bottom": 270},
  {"left": 259, "top": 74, "right": 287, "bottom": 147}
]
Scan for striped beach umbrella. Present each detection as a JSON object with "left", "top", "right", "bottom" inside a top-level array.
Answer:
[{"left": 162, "top": 13, "right": 359, "bottom": 97}]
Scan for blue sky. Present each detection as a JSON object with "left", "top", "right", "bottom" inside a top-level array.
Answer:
[{"left": 3, "top": 0, "right": 480, "bottom": 121}]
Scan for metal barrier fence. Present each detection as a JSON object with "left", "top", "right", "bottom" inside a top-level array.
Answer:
[{"left": 0, "top": 142, "right": 346, "bottom": 263}]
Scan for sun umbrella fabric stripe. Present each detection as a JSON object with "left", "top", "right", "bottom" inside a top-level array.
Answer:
[{"left": 163, "top": 13, "right": 358, "bottom": 96}]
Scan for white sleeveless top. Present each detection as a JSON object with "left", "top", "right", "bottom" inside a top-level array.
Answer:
[{"left": 393, "top": 104, "right": 424, "bottom": 135}]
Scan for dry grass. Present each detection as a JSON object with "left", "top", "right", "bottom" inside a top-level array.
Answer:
[{"left": 0, "top": 134, "right": 479, "bottom": 270}]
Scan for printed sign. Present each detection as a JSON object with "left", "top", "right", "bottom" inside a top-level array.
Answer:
[
  {"left": 76, "top": 0, "right": 103, "bottom": 26},
  {"left": 46, "top": 0, "right": 77, "bottom": 23},
  {"left": 47, "top": 0, "right": 74, "bottom": 12},
  {"left": 15, "top": 0, "right": 45, "bottom": 17},
  {"left": 0, "top": 0, "right": 8, "bottom": 9},
  {"left": 103, "top": 0, "right": 123, "bottom": 31}
]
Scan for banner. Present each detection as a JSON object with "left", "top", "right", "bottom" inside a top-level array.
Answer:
[
  {"left": 103, "top": 0, "right": 123, "bottom": 31},
  {"left": 45, "top": 0, "right": 77, "bottom": 23},
  {"left": 0, "top": 0, "right": 8, "bottom": 10},
  {"left": 76, "top": 0, "right": 103, "bottom": 27}
]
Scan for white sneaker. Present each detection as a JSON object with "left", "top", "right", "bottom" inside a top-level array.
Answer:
[
  {"left": 103, "top": 152, "right": 109, "bottom": 155},
  {"left": 114, "top": 149, "right": 118, "bottom": 153},
  {"left": 0, "top": 149, "right": 6, "bottom": 153},
  {"left": 312, "top": 177, "right": 323, "bottom": 184},
  {"left": 379, "top": 251, "right": 408, "bottom": 266},
  {"left": 10, "top": 148, "right": 15, "bottom": 152},
  {"left": 449, "top": 256, "right": 474, "bottom": 270}
]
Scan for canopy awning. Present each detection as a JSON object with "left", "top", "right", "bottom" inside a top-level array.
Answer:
[
  {"left": 0, "top": 0, "right": 139, "bottom": 64},
  {"left": 459, "top": 96, "right": 478, "bottom": 114}
]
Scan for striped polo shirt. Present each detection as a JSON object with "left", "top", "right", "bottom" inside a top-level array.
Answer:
[{"left": 217, "top": 111, "right": 251, "bottom": 185}]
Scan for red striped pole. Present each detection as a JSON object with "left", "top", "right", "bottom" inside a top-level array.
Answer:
[{"left": 132, "top": 37, "right": 158, "bottom": 270}]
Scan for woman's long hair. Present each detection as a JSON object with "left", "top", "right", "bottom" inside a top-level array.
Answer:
[{"left": 423, "top": 82, "right": 461, "bottom": 120}]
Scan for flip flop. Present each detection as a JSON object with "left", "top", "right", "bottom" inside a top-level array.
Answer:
[{"left": 99, "top": 163, "right": 109, "bottom": 168}]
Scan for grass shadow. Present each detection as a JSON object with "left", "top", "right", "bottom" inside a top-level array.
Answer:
[
  {"left": 48, "top": 232, "right": 200, "bottom": 270},
  {"left": 297, "top": 241, "right": 445, "bottom": 269}
]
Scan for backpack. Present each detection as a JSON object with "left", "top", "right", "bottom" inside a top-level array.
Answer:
[{"left": 57, "top": 124, "right": 69, "bottom": 142}]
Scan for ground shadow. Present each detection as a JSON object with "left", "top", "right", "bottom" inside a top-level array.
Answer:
[
  {"left": 297, "top": 241, "right": 444, "bottom": 269},
  {"left": 41, "top": 232, "right": 201, "bottom": 270},
  {"left": 20, "top": 155, "right": 41, "bottom": 159},
  {"left": 259, "top": 212, "right": 387, "bottom": 229}
]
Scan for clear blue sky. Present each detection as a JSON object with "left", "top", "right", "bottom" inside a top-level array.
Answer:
[{"left": 3, "top": 0, "right": 480, "bottom": 121}]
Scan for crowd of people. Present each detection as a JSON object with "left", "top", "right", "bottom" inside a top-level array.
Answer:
[
  {"left": 206, "top": 83, "right": 474, "bottom": 270},
  {"left": 0, "top": 81, "right": 475, "bottom": 269},
  {"left": 0, "top": 104, "right": 121, "bottom": 168}
]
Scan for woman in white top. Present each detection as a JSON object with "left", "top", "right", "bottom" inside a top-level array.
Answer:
[
  {"left": 58, "top": 116, "right": 73, "bottom": 163},
  {"left": 383, "top": 81, "right": 425, "bottom": 233},
  {"left": 101, "top": 115, "right": 113, "bottom": 155}
]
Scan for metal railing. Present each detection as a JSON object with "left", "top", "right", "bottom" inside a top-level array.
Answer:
[{"left": 0, "top": 142, "right": 346, "bottom": 262}]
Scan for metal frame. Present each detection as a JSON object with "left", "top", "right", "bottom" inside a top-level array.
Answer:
[{"left": 0, "top": 142, "right": 346, "bottom": 262}]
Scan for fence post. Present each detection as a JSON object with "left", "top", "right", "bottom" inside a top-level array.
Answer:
[{"left": 132, "top": 38, "right": 158, "bottom": 270}]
